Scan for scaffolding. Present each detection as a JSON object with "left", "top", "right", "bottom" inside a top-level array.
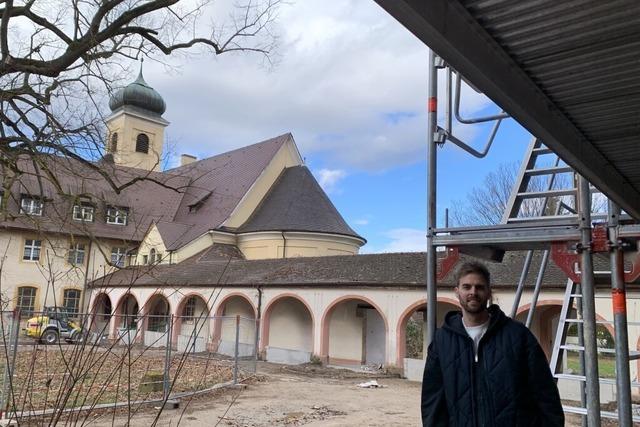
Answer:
[{"left": 426, "top": 50, "right": 639, "bottom": 426}]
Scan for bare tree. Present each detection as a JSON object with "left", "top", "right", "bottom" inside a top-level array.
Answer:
[
  {"left": 0, "top": 0, "right": 281, "bottom": 194},
  {"left": 449, "top": 162, "right": 573, "bottom": 226}
]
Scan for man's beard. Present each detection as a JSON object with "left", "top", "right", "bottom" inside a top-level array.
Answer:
[{"left": 458, "top": 297, "right": 488, "bottom": 314}]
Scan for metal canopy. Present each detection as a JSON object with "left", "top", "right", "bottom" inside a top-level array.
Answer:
[{"left": 374, "top": 0, "right": 640, "bottom": 219}]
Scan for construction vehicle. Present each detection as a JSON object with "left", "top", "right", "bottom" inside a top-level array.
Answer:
[{"left": 24, "top": 307, "right": 85, "bottom": 344}]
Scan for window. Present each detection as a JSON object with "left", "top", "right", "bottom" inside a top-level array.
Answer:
[
  {"left": 20, "top": 196, "right": 43, "bottom": 215},
  {"left": 111, "top": 247, "right": 126, "bottom": 267},
  {"left": 142, "top": 255, "right": 148, "bottom": 265},
  {"left": 149, "top": 248, "right": 156, "bottom": 264},
  {"left": 135, "top": 133, "right": 149, "bottom": 153},
  {"left": 110, "top": 132, "right": 118, "bottom": 152},
  {"left": 183, "top": 297, "right": 197, "bottom": 322},
  {"left": 72, "top": 204, "right": 94, "bottom": 222},
  {"left": 68, "top": 243, "right": 86, "bottom": 265},
  {"left": 106, "top": 206, "right": 128, "bottom": 225},
  {"left": 16, "top": 287, "right": 37, "bottom": 316},
  {"left": 63, "top": 289, "right": 81, "bottom": 315},
  {"left": 23, "top": 239, "right": 41, "bottom": 261}
]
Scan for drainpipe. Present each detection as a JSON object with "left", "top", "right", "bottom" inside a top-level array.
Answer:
[
  {"left": 254, "top": 286, "right": 263, "bottom": 361},
  {"left": 80, "top": 239, "right": 94, "bottom": 317},
  {"left": 281, "top": 232, "right": 287, "bottom": 258}
]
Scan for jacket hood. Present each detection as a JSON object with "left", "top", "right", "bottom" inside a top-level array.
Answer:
[{"left": 442, "top": 304, "right": 508, "bottom": 337}]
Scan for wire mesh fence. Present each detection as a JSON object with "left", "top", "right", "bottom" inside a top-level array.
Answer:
[{"left": 0, "top": 310, "right": 257, "bottom": 421}]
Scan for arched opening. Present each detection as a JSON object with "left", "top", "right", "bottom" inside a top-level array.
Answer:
[
  {"left": 175, "top": 295, "right": 210, "bottom": 353},
  {"left": 213, "top": 294, "right": 256, "bottom": 357},
  {"left": 115, "top": 293, "right": 139, "bottom": 345},
  {"left": 516, "top": 302, "right": 564, "bottom": 361},
  {"left": 321, "top": 297, "right": 387, "bottom": 367},
  {"left": 91, "top": 293, "right": 112, "bottom": 336},
  {"left": 143, "top": 294, "right": 170, "bottom": 348},
  {"left": 135, "top": 133, "right": 149, "bottom": 153},
  {"left": 262, "top": 295, "right": 314, "bottom": 364}
]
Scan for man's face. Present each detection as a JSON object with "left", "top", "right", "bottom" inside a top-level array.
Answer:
[{"left": 455, "top": 272, "right": 491, "bottom": 315}]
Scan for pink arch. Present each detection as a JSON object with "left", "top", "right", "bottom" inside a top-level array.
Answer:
[
  {"left": 113, "top": 292, "right": 139, "bottom": 329},
  {"left": 91, "top": 292, "right": 112, "bottom": 314},
  {"left": 172, "top": 293, "right": 212, "bottom": 346},
  {"left": 260, "top": 293, "right": 315, "bottom": 354},
  {"left": 320, "top": 295, "right": 389, "bottom": 363},
  {"left": 213, "top": 292, "right": 257, "bottom": 318},
  {"left": 141, "top": 292, "right": 171, "bottom": 334},
  {"left": 396, "top": 298, "right": 460, "bottom": 367},
  {"left": 211, "top": 292, "right": 257, "bottom": 348}
]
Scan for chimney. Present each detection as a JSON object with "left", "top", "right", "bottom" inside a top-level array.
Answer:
[{"left": 180, "top": 154, "right": 197, "bottom": 166}]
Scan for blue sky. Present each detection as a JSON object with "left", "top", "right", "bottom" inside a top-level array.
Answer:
[{"left": 136, "top": 0, "right": 534, "bottom": 253}]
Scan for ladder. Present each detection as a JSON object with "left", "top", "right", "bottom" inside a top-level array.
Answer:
[{"left": 550, "top": 280, "right": 640, "bottom": 423}]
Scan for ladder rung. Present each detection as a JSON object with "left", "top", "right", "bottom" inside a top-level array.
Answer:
[
  {"left": 560, "top": 345, "right": 640, "bottom": 359},
  {"left": 524, "top": 166, "right": 573, "bottom": 176},
  {"left": 569, "top": 294, "right": 582, "bottom": 298},
  {"left": 564, "top": 319, "right": 612, "bottom": 324},
  {"left": 532, "top": 147, "right": 553, "bottom": 155},
  {"left": 554, "top": 373, "right": 640, "bottom": 387},
  {"left": 516, "top": 189, "right": 576, "bottom": 199},
  {"left": 562, "top": 405, "right": 640, "bottom": 422}
]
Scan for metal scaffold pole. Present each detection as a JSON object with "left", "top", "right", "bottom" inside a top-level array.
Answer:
[
  {"left": 426, "top": 49, "right": 438, "bottom": 346},
  {"left": 577, "top": 175, "right": 601, "bottom": 426},
  {"left": 608, "top": 199, "right": 632, "bottom": 427}
]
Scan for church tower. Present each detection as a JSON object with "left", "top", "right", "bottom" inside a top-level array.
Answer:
[{"left": 105, "top": 65, "right": 169, "bottom": 171}]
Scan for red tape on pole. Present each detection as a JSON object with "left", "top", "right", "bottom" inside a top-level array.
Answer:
[
  {"left": 428, "top": 97, "right": 437, "bottom": 113},
  {"left": 612, "top": 288, "right": 627, "bottom": 315}
]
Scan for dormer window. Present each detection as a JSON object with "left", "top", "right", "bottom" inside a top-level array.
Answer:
[
  {"left": 135, "top": 133, "right": 149, "bottom": 153},
  {"left": 72, "top": 203, "right": 94, "bottom": 222},
  {"left": 20, "top": 196, "right": 43, "bottom": 216},
  {"left": 106, "top": 206, "right": 128, "bottom": 225}
]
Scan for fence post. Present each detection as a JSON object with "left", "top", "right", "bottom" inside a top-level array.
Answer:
[
  {"left": 163, "top": 315, "right": 173, "bottom": 401},
  {"left": 233, "top": 315, "right": 240, "bottom": 385},
  {"left": 3, "top": 310, "right": 19, "bottom": 418}
]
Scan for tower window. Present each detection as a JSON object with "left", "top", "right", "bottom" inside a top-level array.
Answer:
[
  {"left": 110, "top": 133, "right": 118, "bottom": 152},
  {"left": 135, "top": 133, "right": 149, "bottom": 153}
]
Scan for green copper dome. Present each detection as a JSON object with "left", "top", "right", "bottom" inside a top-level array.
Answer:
[{"left": 109, "top": 68, "right": 166, "bottom": 115}]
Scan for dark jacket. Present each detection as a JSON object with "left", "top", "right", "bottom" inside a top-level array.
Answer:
[{"left": 421, "top": 305, "right": 564, "bottom": 427}]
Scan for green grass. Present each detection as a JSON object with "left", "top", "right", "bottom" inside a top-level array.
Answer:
[{"left": 566, "top": 354, "right": 616, "bottom": 378}]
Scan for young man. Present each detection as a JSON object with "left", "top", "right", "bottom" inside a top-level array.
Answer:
[{"left": 421, "top": 261, "right": 564, "bottom": 426}]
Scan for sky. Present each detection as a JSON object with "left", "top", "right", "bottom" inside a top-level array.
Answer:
[{"left": 137, "top": 0, "right": 535, "bottom": 253}]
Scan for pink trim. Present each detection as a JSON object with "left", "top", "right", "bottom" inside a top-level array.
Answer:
[
  {"left": 260, "top": 293, "right": 315, "bottom": 353},
  {"left": 172, "top": 294, "right": 212, "bottom": 345},
  {"left": 320, "top": 295, "right": 389, "bottom": 362},
  {"left": 211, "top": 292, "right": 257, "bottom": 346},
  {"left": 395, "top": 298, "right": 460, "bottom": 367},
  {"left": 141, "top": 292, "right": 171, "bottom": 334}
]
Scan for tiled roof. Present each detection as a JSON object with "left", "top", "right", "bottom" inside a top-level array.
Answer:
[
  {"left": 238, "top": 166, "right": 364, "bottom": 241},
  {"left": 91, "top": 250, "right": 576, "bottom": 289},
  {"left": 0, "top": 155, "right": 189, "bottom": 242},
  {"left": 164, "top": 133, "right": 292, "bottom": 248}
]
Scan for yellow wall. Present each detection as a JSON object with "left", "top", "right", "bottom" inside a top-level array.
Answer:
[
  {"left": 106, "top": 110, "right": 167, "bottom": 171},
  {"left": 136, "top": 224, "right": 168, "bottom": 265},
  {"left": 238, "top": 231, "right": 362, "bottom": 260}
]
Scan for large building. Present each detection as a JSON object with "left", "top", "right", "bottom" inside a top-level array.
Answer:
[{"left": 2, "top": 70, "right": 639, "bottom": 401}]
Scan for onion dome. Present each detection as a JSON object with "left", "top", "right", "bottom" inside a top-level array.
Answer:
[{"left": 109, "top": 66, "right": 166, "bottom": 116}]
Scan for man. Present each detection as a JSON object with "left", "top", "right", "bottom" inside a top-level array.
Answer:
[{"left": 421, "top": 261, "right": 564, "bottom": 426}]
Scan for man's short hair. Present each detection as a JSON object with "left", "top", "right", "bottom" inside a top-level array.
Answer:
[{"left": 454, "top": 261, "right": 491, "bottom": 286}]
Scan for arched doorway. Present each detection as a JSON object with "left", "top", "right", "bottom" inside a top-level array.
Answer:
[
  {"left": 143, "top": 294, "right": 170, "bottom": 348},
  {"left": 115, "top": 293, "right": 139, "bottom": 345},
  {"left": 516, "top": 302, "right": 563, "bottom": 360},
  {"left": 321, "top": 297, "right": 387, "bottom": 367},
  {"left": 213, "top": 294, "right": 256, "bottom": 357},
  {"left": 175, "top": 295, "right": 210, "bottom": 353},
  {"left": 262, "top": 295, "right": 314, "bottom": 364},
  {"left": 396, "top": 299, "right": 459, "bottom": 378},
  {"left": 91, "top": 293, "right": 112, "bottom": 337}
]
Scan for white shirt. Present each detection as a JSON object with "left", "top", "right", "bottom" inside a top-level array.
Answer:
[{"left": 463, "top": 319, "right": 490, "bottom": 362}]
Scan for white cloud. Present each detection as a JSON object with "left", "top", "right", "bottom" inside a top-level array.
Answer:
[
  {"left": 315, "top": 168, "right": 347, "bottom": 193},
  {"left": 138, "top": 0, "right": 493, "bottom": 171},
  {"left": 374, "top": 228, "right": 427, "bottom": 253}
]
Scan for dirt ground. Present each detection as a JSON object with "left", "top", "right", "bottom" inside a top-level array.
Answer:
[{"left": 81, "top": 362, "right": 597, "bottom": 427}]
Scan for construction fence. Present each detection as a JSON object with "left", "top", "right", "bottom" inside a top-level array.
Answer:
[{"left": 0, "top": 310, "right": 257, "bottom": 421}]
